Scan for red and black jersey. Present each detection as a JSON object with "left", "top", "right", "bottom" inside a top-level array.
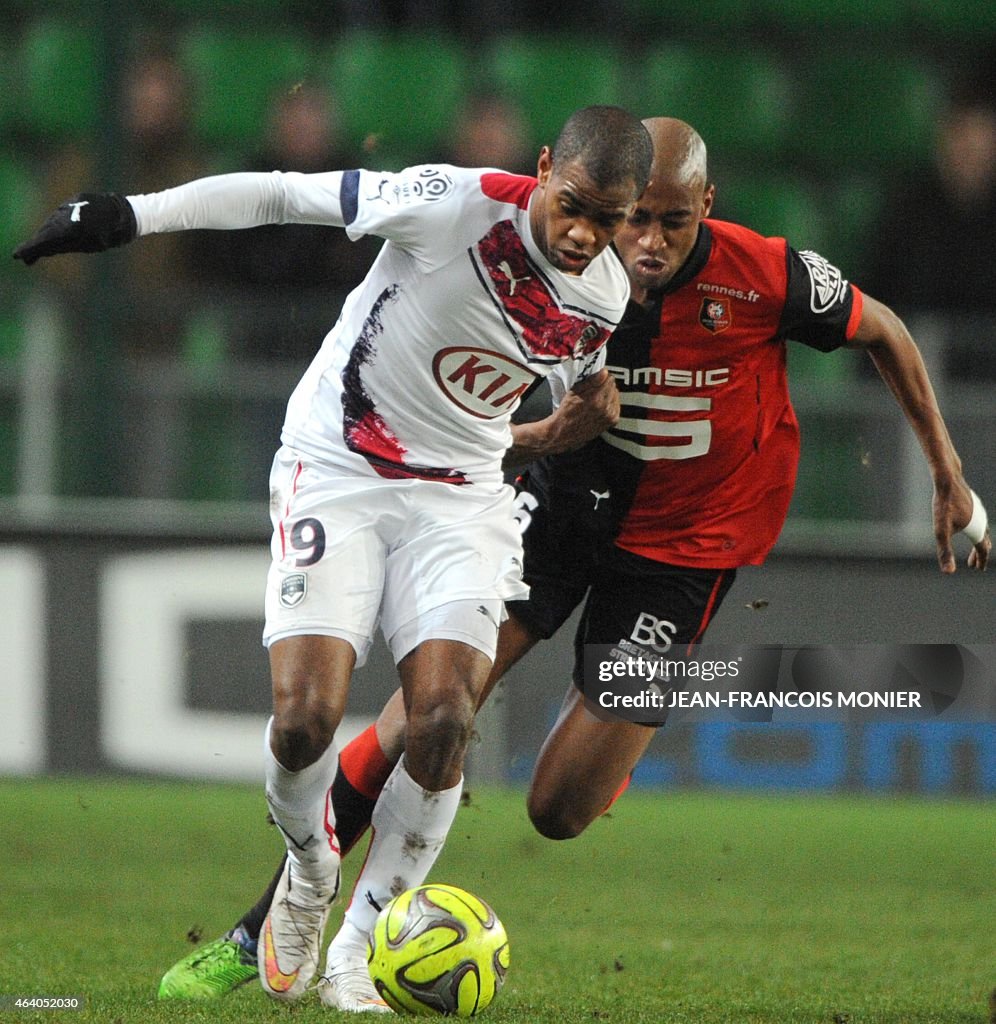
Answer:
[{"left": 525, "top": 218, "right": 864, "bottom": 569}]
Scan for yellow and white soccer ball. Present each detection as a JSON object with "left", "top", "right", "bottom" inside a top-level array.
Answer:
[{"left": 367, "top": 883, "right": 510, "bottom": 1016}]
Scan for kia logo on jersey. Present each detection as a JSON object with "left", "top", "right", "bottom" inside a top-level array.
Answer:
[
  {"left": 699, "top": 296, "right": 732, "bottom": 333},
  {"left": 432, "top": 346, "right": 538, "bottom": 419}
]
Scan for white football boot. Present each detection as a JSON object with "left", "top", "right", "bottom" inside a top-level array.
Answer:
[
  {"left": 259, "top": 859, "right": 338, "bottom": 1001},
  {"left": 317, "top": 951, "right": 392, "bottom": 1014}
]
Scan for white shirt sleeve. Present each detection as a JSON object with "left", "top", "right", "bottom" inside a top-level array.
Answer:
[
  {"left": 128, "top": 170, "right": 349, "bottom": 236},
  {"left": 343, "top": 165, "right": 466, "bottom": 257},
  {"left": 127, "top": 165, "right": 468, "bottom": 272}
]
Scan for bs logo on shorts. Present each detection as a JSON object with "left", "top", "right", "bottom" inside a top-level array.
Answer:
[{"left": 279, "top": 573, "right": 308, "bottom": 608}]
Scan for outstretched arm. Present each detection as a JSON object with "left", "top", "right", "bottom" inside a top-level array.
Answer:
[
  {"left": 13, "top": 171, "right": 351, "bottom": 264},
  {"left": 847, "top": 293, "right": 990, "bottom": 572}
]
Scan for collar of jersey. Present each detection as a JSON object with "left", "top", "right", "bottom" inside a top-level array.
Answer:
[
  {"left": 623, "top": 222, "right": 712, "bottom": 324},
  {"left": 659, "top": 221, "right": 713, "bottom": 297}
]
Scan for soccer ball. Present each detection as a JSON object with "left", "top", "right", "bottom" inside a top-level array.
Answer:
[{"left": 367, "top": 883, "right": 510, "bottom": 1016}]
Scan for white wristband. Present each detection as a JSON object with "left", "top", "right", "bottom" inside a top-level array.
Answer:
[{"left": 963, "top": 490, "right": 989, "bottom": 545}]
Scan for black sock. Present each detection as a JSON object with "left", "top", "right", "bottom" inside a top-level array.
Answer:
[
  {"left": 330, "top": 764, "right": 378, "bottom": 856},
  {"left": 233, "top": 855, "right": 285, "bottom": 947}
]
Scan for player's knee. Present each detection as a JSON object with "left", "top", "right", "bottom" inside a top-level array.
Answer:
[
  {"left": 526, "top": 789, "right": 588, "bottom": 841},
  {"left": 270, "top": 700, "right": 339, "bottom": 771},
  {"left": 408, "top": 685, "right": 476, "bottom": 755},
  {"left": 401, "top": 644, "right": 489, "bottom": 786},
  {"left": 405, "top": 676, "right": 479, "bottom": 788}
]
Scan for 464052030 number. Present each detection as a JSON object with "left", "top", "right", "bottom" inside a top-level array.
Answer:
[{"left": 0, "top": 996, "right": 85, "bottom": 1011}]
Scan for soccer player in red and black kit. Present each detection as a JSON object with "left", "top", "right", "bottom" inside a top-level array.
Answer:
[
  {"left": 158, "top": 116, "right": 990, "bottom": 1001},
  {"left": 518, "top": 116, "right": 990, "bottom": 839}
]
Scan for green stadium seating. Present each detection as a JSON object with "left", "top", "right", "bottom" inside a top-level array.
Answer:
[
  {"left": 163, "top": 0, "right": 286, "bottom": 11},
  {"left": 911, "top": 0, "right": 996, "bottom": 36},
  {"left": 322, "top": 31, "right": 469, "bottom": 168},
  {"left": 176, "top": 308, "right": 259, "bottom": 501},
  {"left": 0, "top": 407, "right": 16, "bottom": 495},
  {"left": 787, "top": 335, "right": 854, "bottom": 386},
  {"left": 484, "top": 34, "right": 624, "bottom": 151},
  {"left": 17, "top": 18, "right": 100, "bottom": 139},
  {"left": 180, "top": 309, "right": 225, "bottom": 372},
  {"left": 789, "top": 54, "right": 945, "bottom": 169},
  {"left": 0, "top": 156, "right": 42, "bottom": 281},
  {"left": 180, "top": 396, "right": 246, "bottom": 500},
  {"left": 819, "top": 174, "right": 886, "bottom": 285},
  {"left": 179, "top": 27, "right": 313, "bottom": 147},
  {"left": 639, "top": 45, "right": 793, "bottom": 161},
  {"left": 718, "top": 173, "right": 830, "bottom": 252},
  {"left": 0, "top": 305, "right": 25, "bottom": 363},
  {"left": 0, "top": 38, "right": 14, "bottom": 135},
  {"left": 754, "top": 0, "right": 907, "bottom": 32},
  {"left": 790, "top": 412, "right": 865, "bottom": 518},
  {"left": 621, "top": 0, "right": 756, "bottom": 30},
  {"left": 2, "top": 0, "right": 91, "bottom": 11},
  {"left": 0, "top": 301, "right": 25, "bottom": 494},
  {"left": 624, "top": 0, "right": 906, "bottom": 32}
]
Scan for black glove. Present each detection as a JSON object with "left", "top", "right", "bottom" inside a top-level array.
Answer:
[{"left": 13, "top": 192, "right": 138, "bottom": 266}]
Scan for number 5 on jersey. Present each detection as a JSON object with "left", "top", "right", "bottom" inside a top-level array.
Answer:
[{"left": 603, "top": 393, "right": 712, "bottom": 460}]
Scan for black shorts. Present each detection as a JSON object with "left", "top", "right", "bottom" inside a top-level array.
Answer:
[{"left": 508, "top": 498, "right": 736, "bottom": 686}]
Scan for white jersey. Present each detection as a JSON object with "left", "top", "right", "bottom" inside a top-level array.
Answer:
[{"left": 130, "top": 165, "right": 630, "bottom": 488}]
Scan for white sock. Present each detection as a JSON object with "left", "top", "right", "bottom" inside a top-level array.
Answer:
[
  {"left": 326, "top": 917, "right": 370, "bottom": 964},
  {"left": 263, "top": 717, "right": 341, "bottom": 888},
  {"left": 328, "top": 760, "right": 463, "bottom": 957}
]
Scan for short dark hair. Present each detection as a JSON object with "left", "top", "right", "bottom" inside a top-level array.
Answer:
[{"left": 551, "top": 106, "right": 653, "bottom": 195}]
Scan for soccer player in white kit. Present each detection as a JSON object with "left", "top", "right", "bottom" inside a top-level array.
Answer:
[{"left": 15, "top": 105, "right": 654, "bottom": 1012}]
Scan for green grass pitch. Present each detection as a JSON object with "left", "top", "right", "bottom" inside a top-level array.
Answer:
[{"left": 2, "top": 778, "right": 992, "bottom": 1023}]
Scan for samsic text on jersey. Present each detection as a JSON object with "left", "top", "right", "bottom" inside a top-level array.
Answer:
[{"left": 535, "top": 218, "right": 864, "bottom": 569}]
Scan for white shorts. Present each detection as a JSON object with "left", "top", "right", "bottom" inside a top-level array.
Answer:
[{"left": 263, "top": 446, "right": 528, "bottom": 666}]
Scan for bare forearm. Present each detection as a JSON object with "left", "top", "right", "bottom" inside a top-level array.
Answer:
[
  {"left": 503, "top": 370, "right": 619, "bottom": 469},
  {"left": 852, "top": 298, "right": 961, "bottom": 484},
  {"left": 867, "top": 342, "right": 961, "bottom": 484},
  {"left": 504, "top": 417, "right": 567, "bottom": 469}
]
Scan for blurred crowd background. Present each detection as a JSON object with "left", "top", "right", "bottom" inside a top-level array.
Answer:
[{"left": 1, "top": 0, "right": 994, "bottom": 523}]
